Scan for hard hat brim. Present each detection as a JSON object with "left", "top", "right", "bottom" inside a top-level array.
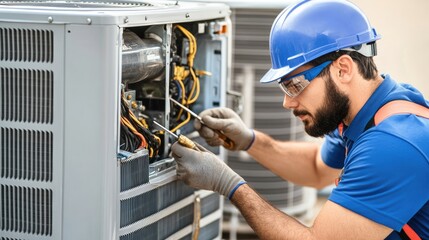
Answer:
[{"left": 260, "top": 65, "right": 297, "bottom": 84}]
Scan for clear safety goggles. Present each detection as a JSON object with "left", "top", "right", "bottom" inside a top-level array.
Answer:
[{"left": 278, "top": 61, "right": 332, "bottom": 98}]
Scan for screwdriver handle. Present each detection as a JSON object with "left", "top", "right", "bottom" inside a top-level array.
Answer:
[
  {"left": 213, "top": 129, "right": 235, "bottom": 150},
  {"left": 178, "top": 135, "right": 199, "bottom": 151}
]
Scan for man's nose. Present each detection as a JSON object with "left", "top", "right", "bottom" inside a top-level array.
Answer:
[{"left": 283, "top": 94, "right": 298, "bottom": 109}]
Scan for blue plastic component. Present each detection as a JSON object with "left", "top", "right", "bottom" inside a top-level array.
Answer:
[
  {"left": 280, "top": 61, "right": 331, "bottom": 83},
  {"left": 118, "top": 150, "right": 133, "bottom": 160},
  {"left": 260, "top": 0, "right": 381, "bottom": 83}
]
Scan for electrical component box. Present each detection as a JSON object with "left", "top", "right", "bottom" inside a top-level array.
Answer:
[{"left": 0, "top": 1, "right": 231, "bottom": 239}]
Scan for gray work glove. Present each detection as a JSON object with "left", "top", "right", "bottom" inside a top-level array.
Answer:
[
  {"left": 172, "top": 142, "right": 246, "bottom": 198},
  {"left": 194, "top": 107, "right": 255, "bottom": 151}
]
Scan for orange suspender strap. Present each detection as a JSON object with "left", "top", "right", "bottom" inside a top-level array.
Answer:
[
  {"left": 374, "top": 100, "right": 429, "bottom": 125},
  {"left": 401, "top": 224, "right": 422, "bottom": 240},
  {"left": 374, "top": 100, "right": 428, "bottom": 240},
  {"left": 338, "top": 122, "right": 344, "bottom": 136}
]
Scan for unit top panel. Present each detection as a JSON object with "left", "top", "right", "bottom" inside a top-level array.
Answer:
[
  {"left": 184, "top": 0, "right": 293, "bottom": 9},
  {"left": 0, "top": 0, "right": 230, "bottom": 26}
]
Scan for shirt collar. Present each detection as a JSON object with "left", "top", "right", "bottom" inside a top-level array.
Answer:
[{"left": 342, "top": 74, "right": 396, "bottom": 142}]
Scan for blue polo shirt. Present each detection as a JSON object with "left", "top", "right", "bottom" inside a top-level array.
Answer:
[{"left": 321, "top": 74, "right": 429, "bottom": 238}]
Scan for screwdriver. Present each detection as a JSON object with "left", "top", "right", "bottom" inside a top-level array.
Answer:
[
  {"left": 170, "top": 98, "right": 235, "bottom": 150},
  {"left": 153, "top": 120, "right": 200, "bottom": 151}
]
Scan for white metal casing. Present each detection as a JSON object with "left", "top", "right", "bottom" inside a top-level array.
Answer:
[{"left": 0, "top": 1, "right": 231, "bottom": 239}]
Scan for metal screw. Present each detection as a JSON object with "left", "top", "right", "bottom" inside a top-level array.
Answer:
[
  {"left": 185, "top": 13, "right": 190, "bottom": 18},
  {"left": 86, "top": 18, "right": 92, "bottom": 25},
  {"left": 124, "top": 17, "right": 129, "bottom": 23},
  {"left": 48, "top": 16, "right": 53, "bottom": 23},
  {"left": 131, "top": 101, "right": 138, "bottom": 109}
]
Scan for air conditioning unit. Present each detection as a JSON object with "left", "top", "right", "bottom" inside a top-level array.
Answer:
[{"left": 0, "top": 1, "right": 231, "bottom": 239}]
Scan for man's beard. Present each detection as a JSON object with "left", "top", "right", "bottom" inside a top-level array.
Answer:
[{"left": 294, "top": 73, "right": 350, "bottom": 137}]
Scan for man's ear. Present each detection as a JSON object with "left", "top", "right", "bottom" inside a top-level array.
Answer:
[{"left": 333, "top": 55, "right": 354, "bottom": 83}]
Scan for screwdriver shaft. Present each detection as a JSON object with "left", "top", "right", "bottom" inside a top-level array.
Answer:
[
  {"left": 153, "top": 121, "right": 178, "bottom": 138},
  {"left": 153, "top": 120, "right": 198, "bottom": 150},
  {"left": 170, "top": 98, "right": 203, "bottom": 122},
  {"left": 170, "top": 98, "right": 235, "bottom": 150}
]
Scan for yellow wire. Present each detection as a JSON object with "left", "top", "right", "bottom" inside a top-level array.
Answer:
[
  {"left": 175, "top": 25, "right": 200, "bottom": 105},
  {"left": 121, "top": 117, "right": 148, "bottom": 148},
  {"left": 139, "top": 118, "right": 149, "bottom": 129},
  {"left": 121, "top": 95, "right": 162, "bottom": 157},
  {"left": 171, "top": 112, "right": 191, "bottom": 133},
  {"left": 187, "top": 68, "right": 200, "bottom": 104},
  {"left": 128, "top": 109, "right": 162, "bottom": 157},
  {"left": 122, "top": 118, "right": 144, "bottom": 143},
  {"left": 129, "top": 111, "right": 146, "bottom": 129},
  {"left": 175, "top": 77, "right": 187, "bottom": 120},
  {"left": 123, "top": 95, "right": 160, "bottom": 149},
  {"left": 176, "top": 25, "right": 197, "bottom": 67},
  {"left": 172, "top": 25, "right": 200, "bottom": 130}
]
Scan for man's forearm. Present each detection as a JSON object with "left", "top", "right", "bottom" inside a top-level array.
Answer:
[
  {"left": 231, "top": 183, "right": 315, "bottom": 239},
  {"left": 247, "top": 130, "right": 336, "bottom": 188}
]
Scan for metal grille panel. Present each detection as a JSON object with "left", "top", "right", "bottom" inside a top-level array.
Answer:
[
  {"left": 232, "top": 9, "right": 306, "bottom": 139},
  {"left": 0, "top": 185, "right": 52, "bottom": 236},
  {"left": 200, "top": 193, "right": 220, "bottom": 217},
  {"left": 0, "top": 28, "right": 53, "bottom": 63},
  {"left": 182, "top": 219, "right": 220, "bottom": 240},
  {"left": 226, "top": 7, "right": 315, "bottom": 229},
  {"left": 120, "top": 151, "right": 149, "bottom": 192},
  {"left": 1, "top": 128, "right": 53, "bottom": 182},
  {"left": 120, "top": 181, "right": 195, "bottom": 228},
  {"left": 0, "top": 68, "right": 54, "bottom": 124},
  {"left": 120, "top": 205, "right": 194, "bottom": 240},
  {"left": 120, "top": 189, "right": 157, "bottom": 228}
]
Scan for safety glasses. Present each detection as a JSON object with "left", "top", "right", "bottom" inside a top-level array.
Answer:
[{"left": 278, "top": 61, "right": 332, "bottom": 98}]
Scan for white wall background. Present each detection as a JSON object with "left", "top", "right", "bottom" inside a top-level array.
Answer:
[
  {"left": 350, "top": 0, "right": 429, "bottom": 97},
  {"left": 187, "top": 0, "right": 429, "bottom": 97}
]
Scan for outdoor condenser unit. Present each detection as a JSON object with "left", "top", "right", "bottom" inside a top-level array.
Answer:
[{"left": 0, "top": 1, "right": 231, "bottom": 239}]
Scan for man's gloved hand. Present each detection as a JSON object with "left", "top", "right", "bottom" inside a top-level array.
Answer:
[
  {"left": 172, "top": 142, "right": 246, "bottom": 198},
  {"left": 194, "top": 107, "right": 255, "bottom": 151}
]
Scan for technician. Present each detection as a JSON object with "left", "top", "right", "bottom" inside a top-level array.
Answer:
[{"left": 171, "top": 0, "right": 429, "bottom": 239}]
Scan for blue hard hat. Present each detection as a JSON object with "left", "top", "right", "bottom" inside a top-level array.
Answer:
[{"left": 260, "top": 0, "right": 381, "bottom": 83}]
